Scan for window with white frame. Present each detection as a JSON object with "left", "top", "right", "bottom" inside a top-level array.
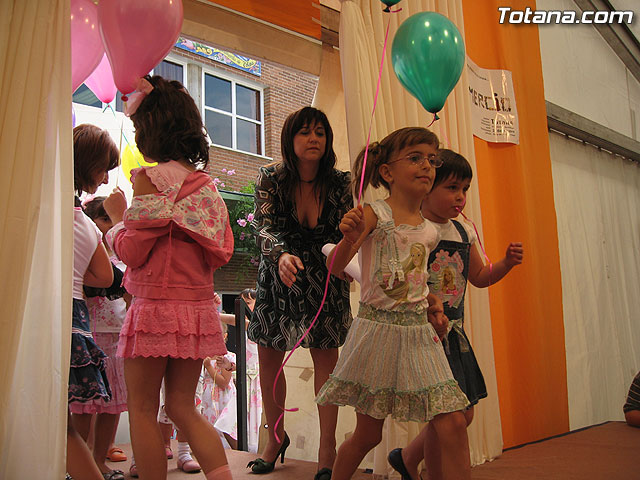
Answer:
[
  {"left": 203, "top": 71, "right": 264, "bottom": 156},
  {"left": 72, "top": 58, "right": 186, "bottom": 113}
]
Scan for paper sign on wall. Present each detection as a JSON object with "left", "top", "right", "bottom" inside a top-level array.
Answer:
[{"left": 466, "top": 56, "right": 519, "bottom": 144}]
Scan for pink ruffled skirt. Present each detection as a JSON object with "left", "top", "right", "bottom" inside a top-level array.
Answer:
[
  {"left": 117, "top": 298, "right": 227, "bottom": 359},
  {"left": 70, "top": 332, "right": 127, "bottom": 414}
]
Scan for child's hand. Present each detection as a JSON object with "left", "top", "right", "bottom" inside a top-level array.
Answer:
[
  {"left": 215, "top": 355, "right": 234, "bottom": 371},
  {"left": 213, "top": 292, "right": 222, "bottom": 306},
  {"left": 278, "top": 253, "right": 304, "bottom": 287},
  {"left": 203, "top": 357, "right": 213, "bottom": 368},
  {"left": 428, "top": 311, "right": 449, "bottom": 339},
  {"left": 427, "top": 293, "right": 448, "bottom": 339},
  {"left": 340, "top": 205, "right": 364, "bottom": 245},
  {"left": 505, "top": 242, "right": 524, "bottom": 267},
  {"left": 103, "top": 188, "right": 127, "bottom": 224}
]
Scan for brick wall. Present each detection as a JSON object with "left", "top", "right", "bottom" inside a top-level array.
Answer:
[
  {"left": 174, "top": 42, "right": 318, "bottom": 190},
  {"left": 214, "top": 252, "right": 259, "bottom": 292},
  {"left": 175, "top": 37, "right": 318, "bottom": 294}
]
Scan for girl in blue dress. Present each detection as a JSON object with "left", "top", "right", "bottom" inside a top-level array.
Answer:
[{"left": 389, "top": 149, "right": 523, "bottom": 480}]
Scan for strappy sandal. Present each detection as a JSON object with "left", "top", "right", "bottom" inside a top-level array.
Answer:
[
  {"left": 101, "top": 470, "right": 125, "bottom": 480},
  {"left": 247, "top": 432, "right": 290, "bottom": 474}
]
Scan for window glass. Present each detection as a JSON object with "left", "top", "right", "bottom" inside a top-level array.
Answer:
[
  {"left": 155, "top": 60, "right": 184, "bottom": 83},
  {"left": 205, "top": 74, "right": 231, "bottom": 112},
  {"left": 236, "top": 84, "right": 260, "bottom": 120},
  {"left": 205, "top": 110, "right": 232, "bottom": 148},
  {"left": 72, "top": 84, "right": 101, "bottom": 108},
  {"left": 237, "top": 119, "right": 261, "bottom": 154}
]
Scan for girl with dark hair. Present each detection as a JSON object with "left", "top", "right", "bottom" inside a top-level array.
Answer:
[
  {"left": 247, "top": 107, "right": 353, "bottom": 479},
  {"left": 71, "top": 196, "right": 130, "bottom": 480},
  {"left": 102, "top": 75, "right": 234, "bottom": 480},
  {"left": 68, "top": 124, "right": 118, "bottom": 480}
]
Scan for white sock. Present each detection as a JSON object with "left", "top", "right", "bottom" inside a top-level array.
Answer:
[{"left": 178, "top": 441, "right": 192, "bottom": 462}]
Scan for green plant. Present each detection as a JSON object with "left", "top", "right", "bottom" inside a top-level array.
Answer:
[{"left": 226, "top": 182, "right": 260, "bottom": 265}]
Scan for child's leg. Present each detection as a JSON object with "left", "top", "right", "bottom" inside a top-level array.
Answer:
[
  {"left": 428, "top": 410, "right": 470, "bottom": 480},
  {"left": 332, "top": 413, "right": 385, "bottom": 480},
  {"left": 223, "top": 432, "right": 238, "bottom": 450},
  {"left": 124, "top": 356, "right": 167, "bottom": 479},
  {"left": 66, "top": 410, "right": 103, "bottom": 480},
  {"left": 164, "top": 357, "right": 228, "bottom": 475},
  {"left": 256, "top": 345, "right": 287, "bottom": 461},
  {"left": 401, "top": 406, "right": 474, "bottom": 480},
  {"left": 92, "top": 413, "right": 119, "bottom": 472},
  {"left": 396, "top": 426, "right": 428, "bottom": 480},
  {"left": 310, "top": 347, "right": 339, "bottom": 471},
  {"left": 71, "top": 413, "right": 94, "bottom": 442}
]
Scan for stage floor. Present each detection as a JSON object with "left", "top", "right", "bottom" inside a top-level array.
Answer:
[{"left": 107, "top": 421, "right": 639, "bottom": 479}]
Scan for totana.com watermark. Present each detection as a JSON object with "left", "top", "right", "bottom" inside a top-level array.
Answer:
[{"left": 498, "top": 7, "right": 633, "bottom": 24}]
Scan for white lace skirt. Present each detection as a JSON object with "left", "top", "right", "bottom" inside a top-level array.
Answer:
[{"left": 316, "top": 303, "right": 469, "bottom": 421}]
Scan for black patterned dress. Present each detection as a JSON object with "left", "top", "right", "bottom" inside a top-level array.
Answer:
[{"left": 248, "top": 165, "right": 353, "bottom": 351}]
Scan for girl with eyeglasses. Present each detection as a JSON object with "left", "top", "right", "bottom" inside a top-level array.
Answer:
[{"left": 316, "top": 128, "right": 471, "bottom": 480}]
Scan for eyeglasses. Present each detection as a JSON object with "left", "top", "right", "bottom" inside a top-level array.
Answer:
[{"left": 388, "top": 152, "right": 443, "bottom": 168}]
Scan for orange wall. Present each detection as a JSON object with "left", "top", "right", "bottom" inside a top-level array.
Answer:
[
  {"left": 207, "top": 0, "right": 321, "bottom": 39},
  {"left": 461, "top": 0, "right": 569, "bottom": 447}
]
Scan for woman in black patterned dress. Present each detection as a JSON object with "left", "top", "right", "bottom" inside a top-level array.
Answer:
[{"left": 247, "top": 107, "right": 353, "bottom": 480}]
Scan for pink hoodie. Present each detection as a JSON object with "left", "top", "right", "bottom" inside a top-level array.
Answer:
[{"left": 107, "top": 171, "right": 234, "bottom": 300}]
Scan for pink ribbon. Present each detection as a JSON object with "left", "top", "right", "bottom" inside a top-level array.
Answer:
[
  {"left": 271, "top": 10, "right": 400, "bottom": 443},
  {"left": 272, "top": 248, "right": 339, "bottom": 442},
  {"left": 456, "top": 207, "right": 493, "bottom": 283},
  {"left": 124, "top": 77, "right": 154, "bottom": 117},
  {"left": 357, "top": 16, "right": 393, "bottom": 205}
]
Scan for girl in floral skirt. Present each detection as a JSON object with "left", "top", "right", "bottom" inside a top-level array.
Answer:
[{"left": 316, "top": 128, "right": 471, "bottom": 480}]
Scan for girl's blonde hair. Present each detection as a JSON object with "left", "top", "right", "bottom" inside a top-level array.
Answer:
[{"left": 352, "top": 127, "right": 439, "bottom": 194}]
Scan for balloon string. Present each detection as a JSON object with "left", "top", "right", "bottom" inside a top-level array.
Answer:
[
  {"left": 117, "top": 117, "right": 124, "bottom": 189},
  {"left": 357, "top": 16, "right": 392, "bottom": 205},
  {"left": 271, "top": 247, "right": 339, "bottom": 443},
  {"left": 272, "top": 10, "right": 397, "bottom": 442},
  {"left": 439, "top": 124, "right": 451, "bottom": 149},
  {"left": 456, "top": 207, "right": 493, "bottom": 283}
]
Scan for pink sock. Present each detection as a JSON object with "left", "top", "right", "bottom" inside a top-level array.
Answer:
[{"left": 205, "top": 464, "right": 232, "bottom": 480}]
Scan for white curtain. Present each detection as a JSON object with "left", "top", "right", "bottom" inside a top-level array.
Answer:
[
  {"left": 0, "top": 1, "right": 72, "bottom": 478},
  {"left": 338, "top": 0, "right": 502, "bottom": 475},
  {"left": 549, "top": 132, "right": 640, "bottom": 430}
]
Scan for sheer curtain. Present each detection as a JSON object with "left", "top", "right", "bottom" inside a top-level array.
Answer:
[
  {"left": 338, "top": 0, "right": 502, "bottom": 475},
  {"left": 549, "top": 132, "right": 640, "bottom": 430},
  {"left": 0, "top": 1, "right": 72, "bottom": 477}
]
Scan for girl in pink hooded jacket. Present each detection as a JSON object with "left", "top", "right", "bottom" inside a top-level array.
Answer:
[{"left": 104, "top": 75, "right": 234, "bottom": 480}]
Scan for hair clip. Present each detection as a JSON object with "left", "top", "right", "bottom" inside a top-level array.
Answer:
[{"left": 124, "top": 77, "right": 154, "bottom": 117}]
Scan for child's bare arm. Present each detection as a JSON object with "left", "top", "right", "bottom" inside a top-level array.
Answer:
[
  {"left": 427, "top": 293, "right": 448, "bottom": 339},
  {"left": 327, "top": 205, "right": 376, "bottom": 276},
  {"left": 84, "top": 243, "right": 114, "bottom": 288},
  {"left": 213, "top": 355, "right": 234, "bottom": 388},
  {"left": 468, "top": 242, "right": 523, "bottom": 288}
]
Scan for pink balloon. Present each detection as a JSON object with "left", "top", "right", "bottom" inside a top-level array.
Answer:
[
  {"left": 71, "top": 0, "right": 103, "bottom": 92},
  {"left": 85, "top": 54, "right": 117, "bottom": 104},
  {"left": 98, "top": 0, "right": 184, "bottom": 96}
]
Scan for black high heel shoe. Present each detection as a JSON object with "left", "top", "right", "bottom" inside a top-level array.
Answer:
[
  {"left": 388, "top": 448, "right": 413, "bottom": 480},
  {"left": 247, "top": 432, "right": 290, "bottom": 474}
]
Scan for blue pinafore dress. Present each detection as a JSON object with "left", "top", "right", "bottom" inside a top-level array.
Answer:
[{"left": 427, "top": 220, "right": 487, "bottom": 406}]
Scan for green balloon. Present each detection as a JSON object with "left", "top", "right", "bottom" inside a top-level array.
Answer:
[{"left": 392, "top": 12, "right": 465, "bottom": 114}]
